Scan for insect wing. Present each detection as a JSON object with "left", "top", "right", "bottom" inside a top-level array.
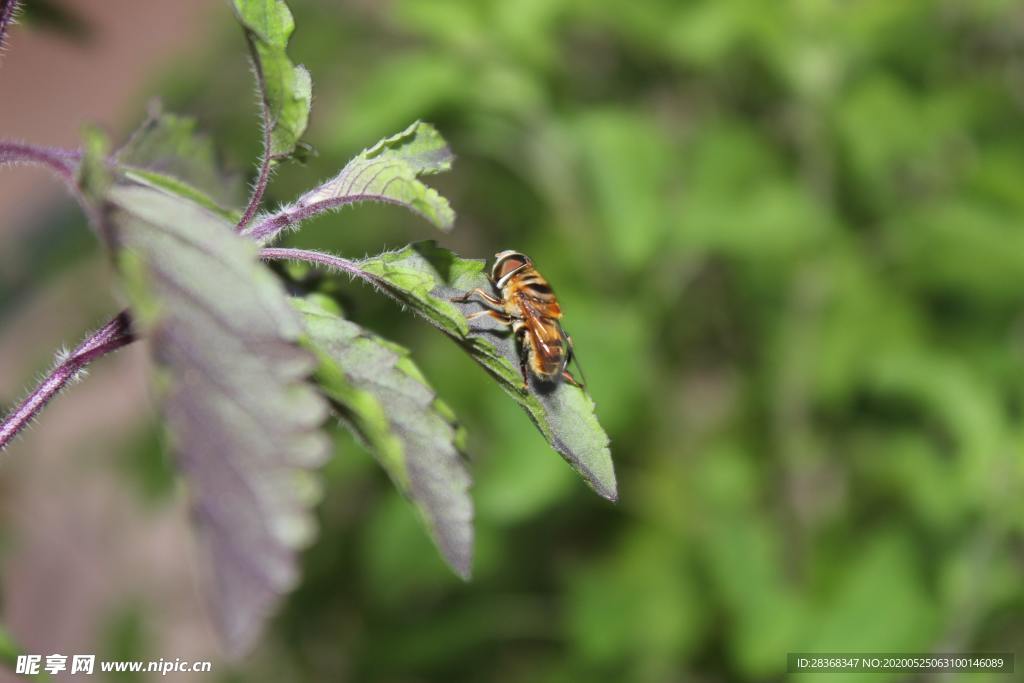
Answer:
[
  {"left": 518, "top": 297, "right": 563, "bottom": 356},
  {"left": 532, "top": 318, "right": 568, "bottom": 364},
  {"left": 513, "top": 299, "right": 563, "bottom": 379}
]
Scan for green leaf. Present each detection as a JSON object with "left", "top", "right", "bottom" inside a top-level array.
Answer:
[
  {"left": 115, "top": 106, "right": 244, "bottom": 220},
  {"left": 232, "top": 0, "right": 311, "bottom": 159},
  {"left": 295, "top": 294, "right": 473, "bottom": 577},
  {"left": 245, "top": 122, "right": 455, "bottom": 243},
  {"left": 100, "top": 183, "right": 329, "bottom": 656},
  {"left": 357, "top": 242, "right": 616, "bottom": 501},
  {"left": 77, "top": 124, "right": 111, "bottom": 199},
  {"left": 295, "top": 121, "right": 455, "bottom": 231}
]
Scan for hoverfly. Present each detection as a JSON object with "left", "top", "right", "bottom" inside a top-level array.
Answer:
[{"left": 454, "top": 250, "right": 584, "bottom": 390}]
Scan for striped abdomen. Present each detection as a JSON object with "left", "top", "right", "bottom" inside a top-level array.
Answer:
[{"left": 504, "top": 269, "right": 567, "bottom": 381}]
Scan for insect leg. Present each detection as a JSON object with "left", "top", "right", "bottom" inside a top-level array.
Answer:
[
  {"left": 452, "top": 288, "right": 504, "bottom": 309},
  {"left": 561, "top": 369, "right": 584, "bottom": 389},
  {"left": 465, "top": 309, "right": 513, "bottom": 325},
  {"left": 515, "top": 324, "right": 530, "bottom": 390},
  {"left": 563, "top": 334, "right": 587, "bottom": 389}
]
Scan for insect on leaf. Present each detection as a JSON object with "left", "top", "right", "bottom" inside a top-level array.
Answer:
[
  {"left": 358, "top": 242, "right": 617, "bottom": 501},
  {"left": 99, "top": 183, "right": 330, "bottom": 656},
  {"left": 115, "top": 105, "right": 244, "bottom": 221},
  {"left": 296, "top": 294, "right": 473, "bottom": 576},
  {"left": 232, "top": 0, "right": 312, "bottom": 159}
]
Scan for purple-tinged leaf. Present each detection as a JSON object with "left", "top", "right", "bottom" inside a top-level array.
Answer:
[
  {"left": 296, "top": 295, "right": 473, "bottom": 578},
  {"left": 101, "top": 183, "right": 330, "bottom": 656}
]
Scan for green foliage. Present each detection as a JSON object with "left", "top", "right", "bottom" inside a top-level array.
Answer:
[
  {"left": 116, "top": 106, "right": 243, "bottom": 218},
  {"left": 287, "top": 121, "right": 455, "bottom": 233},
  {"left": 232, "top": 0, "right": 311, "bottom": 159},
  {"left": 77, "top": 125, "right": 111, "bottom": 199},
  {"left": 296, "top": 294, "right": 473, "bottom": 577}
]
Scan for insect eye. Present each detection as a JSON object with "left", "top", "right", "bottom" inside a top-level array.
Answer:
[{"left": 493, "top": 254, "right": 528, "bottom": 281}]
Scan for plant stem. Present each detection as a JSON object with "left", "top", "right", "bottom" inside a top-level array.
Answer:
[
  {"left": 260, "top": 247, "right": 382, "bottom": 286},
  {"left": 0, "top": 0, "right": 19, "bottom": 52},
  {"left": 236, "top": 35, "right": 276, "bottom": 231},
  {"left": 0, "top": 141, "right": 78, "bottom": 183},
  {"left": 0, "top": 311, "right": 135, "bottom": 452},
  {"left": 245, "top": 195, "right": 411, "bottom": 243}
]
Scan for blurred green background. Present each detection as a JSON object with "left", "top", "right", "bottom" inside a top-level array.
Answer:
[{"left": 4, "top": 0, "right": 1024, "bottom": 681}]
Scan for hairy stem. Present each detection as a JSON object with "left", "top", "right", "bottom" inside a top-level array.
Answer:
[
  {"left": 236, "top": 35, "right": 277, "bottom": 231},
  {"left": 260, "top": 247, "right": 382, "bottom": 286},
  {"left": 245, "top": 195, "right": 411, "bottom": 243},
  {"left": 0, "top": 140, "right": 110, "bottom": 233},
  {"left": 0, "top": 0, "right": 19, "bottom": 52},
  {"left": 0, "top": 311, "right": 135, "bottom": 452},
  {"left": 0, "top": 141, "right": 78, "bottom": 183}
]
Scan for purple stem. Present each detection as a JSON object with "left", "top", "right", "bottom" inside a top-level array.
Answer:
[
  {"left": 0, "top": 311, "right": 135, "bottom": 452},
  {"left": 0, "top": 143, "right": 139, "bottom": 452},
  {"left": 0, "top": 141, "right": 77, "bottom": 183},
  {"left": 236, "top": 39, "right": 276, "bottom": 232},
  {"left": 245, "top": 194, "right": 411, "bottom": 243},
  {"left": 0, "top": 0, "right": 19, "bottom": 52},
  {"left": 0, "top": 137, "right": 405, "bottom": 445},
  {"left": 260, "top": 247, "right": 381, "bottom": 286},
  {"left": 0, "top": 140, "right": 106, "bottom": 241}
]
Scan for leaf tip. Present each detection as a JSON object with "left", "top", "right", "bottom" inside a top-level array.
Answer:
[
  {"left": 582, "top": 463, "right": 618, "bottom": 502},
  {"left": 450, "top": 556, "right": 473, "bottom": 581},
  {"left": 598, "top": 482, "right": 619, "bottom": 503}
]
